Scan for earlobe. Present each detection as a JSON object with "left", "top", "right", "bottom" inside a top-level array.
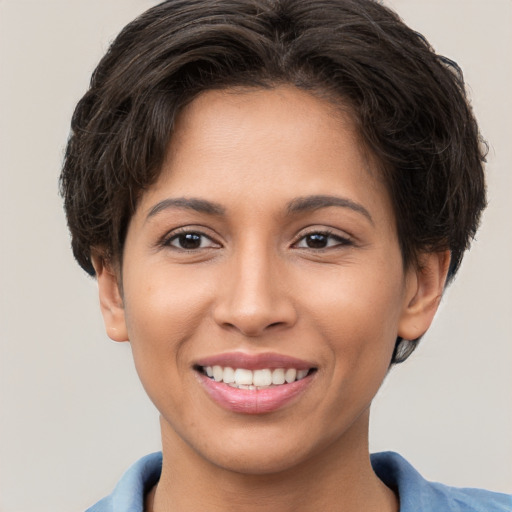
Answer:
[
  {"left": 91, "top": 254, "right": 129, "bottom": 343},
  {"left": 398, "top": 250, "right": 451, "bottom": 341}
]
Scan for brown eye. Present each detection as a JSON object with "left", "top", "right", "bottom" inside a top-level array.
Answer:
[
  {"left": 304, "top": 233, "right": 329, "bottom": 248},
  {"left": 167, "top": 232, "right": 219, "bottom": 250},
  {"left": 295, "top": 231, "right": 351, "bottom": 249}
]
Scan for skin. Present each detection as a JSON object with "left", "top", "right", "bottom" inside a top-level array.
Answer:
[{"left": 94, "top": 86, "right": 449, "bottom": 512}]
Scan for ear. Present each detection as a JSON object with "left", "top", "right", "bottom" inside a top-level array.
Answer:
[
  {"left": 398, "top": 250, "right": 451, "bottom": 341},
  {"left": 91, "top": 254, "right": 129, "bottom": 342}
]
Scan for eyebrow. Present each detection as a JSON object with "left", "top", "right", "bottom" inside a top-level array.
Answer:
[
  {"left": 286, "top": 195, "right": 373, "bottom": 224},
  {"left": 146, "top": 194, "right": 373, "bottom": 224},
  {"left": 146, "top": 197, "right": 226, "bottom": 220}
]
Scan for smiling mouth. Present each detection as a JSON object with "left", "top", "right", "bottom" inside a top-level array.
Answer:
[{"left": 196, "top": 365, "right": 317, "bottom": 390}]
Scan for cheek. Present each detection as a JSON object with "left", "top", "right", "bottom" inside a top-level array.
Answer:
[
  {"left": 121, "top": 264, "right": 215, "bottom": 388},
  {"left": 302, "top": 263, "right": 405, "bottom": 371},
  {"left": 124, "top": 261, "right": 213, "bottom": 335}
]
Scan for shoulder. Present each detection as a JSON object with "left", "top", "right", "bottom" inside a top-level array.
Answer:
[
  {"left": 371, "top": 451, "right": 512, "bottom": 512},
  {"left": 85, "top": 451, "right": 511, "bottom": 512},
  {"left": 85, "top": 452, "right": 162, "bottom": 512}
]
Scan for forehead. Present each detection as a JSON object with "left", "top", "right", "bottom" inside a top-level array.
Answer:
[
  {"left": 171, "top": 86, "right": 362, "bottom": 164},
  {"left": 136, "top": 86, "right": 391, "bottom": 224}
]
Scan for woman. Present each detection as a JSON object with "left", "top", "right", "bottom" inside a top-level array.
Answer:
[{"left": 60, "top": 0, "right": 511, "bottom": 510}]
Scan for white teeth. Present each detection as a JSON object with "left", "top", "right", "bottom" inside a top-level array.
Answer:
[
  {"left": 202, "top": 366, "right": 311, "bottom": 387},
  {"left": 297, "top": 369, "right": 308, "bottom": 380},
  {"left": 272, "top": 368, "right": 285, "bottom": 385},
  {"left": 234, "top": 368, "right": 253, "bottom": 385},
  {"left": 253, "top": 369, "right": 272, "bottom": 387},
  {"left": 222, "top": 366, "right": 235, "bottom": 384},
  {"left": 285, "top": 368, "right": 297, "bottom": 383},
  {"left": 212, "top": 365, "right": 223, "bottom": 382}
]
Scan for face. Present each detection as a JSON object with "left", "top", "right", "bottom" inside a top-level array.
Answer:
[{"left": 98, "top": 86, "right": 442, "bottom": 475}]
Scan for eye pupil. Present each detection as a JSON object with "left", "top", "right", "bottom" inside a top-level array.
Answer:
[
  {"left": 306, "top": 233, "right": 328, "bottom": 248},
  {"left": 179, "top": 233, "right": 201, "bottom": 249}
]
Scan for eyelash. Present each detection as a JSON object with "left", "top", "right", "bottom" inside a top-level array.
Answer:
[
  {"left": 293, "top": 230, "right": 353, "bottom": 250},
  {"left": 162, "top": 228, "right": 220, "bottom": 251},
  {"left": 161, "top": 228, "right": 352, "bottom": 252}
]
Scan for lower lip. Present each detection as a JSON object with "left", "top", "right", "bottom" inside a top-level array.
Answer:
[{"left": 197, "top": 372, "right": 314, "bottom": 414}]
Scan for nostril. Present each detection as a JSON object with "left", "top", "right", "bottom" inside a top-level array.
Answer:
[{"left": 212, "top": 289, "right": 298, "bottom": 336}]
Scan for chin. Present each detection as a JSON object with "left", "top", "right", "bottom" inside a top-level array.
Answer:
[
  {"left": 206, "top": 443, "right": 312, "bottom": 476},
  {"left": 165, "top": 416, "right": 318, "bottom": 476},
  {"left": 197, "top": 420, "right": 346, "bottom": 476}
]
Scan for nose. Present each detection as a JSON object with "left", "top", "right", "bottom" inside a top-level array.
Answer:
[{"left": 213, "top": 244, "right": 298, "bottom": 337}]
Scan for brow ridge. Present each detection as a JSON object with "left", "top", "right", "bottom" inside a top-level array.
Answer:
[
  {"left": 146, "top": 197, "right": 226, "bottom": 220},
  {"left": 146, "top": 194, "right": 372, "bottom": 224},
  {"left": 286, "top": 195, "right": 373, "bottom": 224}
]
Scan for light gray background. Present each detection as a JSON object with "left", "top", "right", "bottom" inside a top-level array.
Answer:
[{"left": 0, "top": 1, "right": 511, "bottom": 511}]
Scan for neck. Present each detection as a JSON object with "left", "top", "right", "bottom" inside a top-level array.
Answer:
[{"left": 147, "top": 411, "right": 397, "bottom": 512}]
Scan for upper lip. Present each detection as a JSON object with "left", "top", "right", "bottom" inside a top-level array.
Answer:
[{"left": 194, "top": 352, "right": 316, "bottom": 371}]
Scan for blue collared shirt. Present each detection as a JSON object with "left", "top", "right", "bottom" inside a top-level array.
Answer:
[{"left": 86, "top": 451, "right": 512, "bottom": 511}]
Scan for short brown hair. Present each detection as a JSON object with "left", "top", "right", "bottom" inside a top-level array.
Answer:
[{"left": 60, "top": 0, "right": 486, "bottom": 363}]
